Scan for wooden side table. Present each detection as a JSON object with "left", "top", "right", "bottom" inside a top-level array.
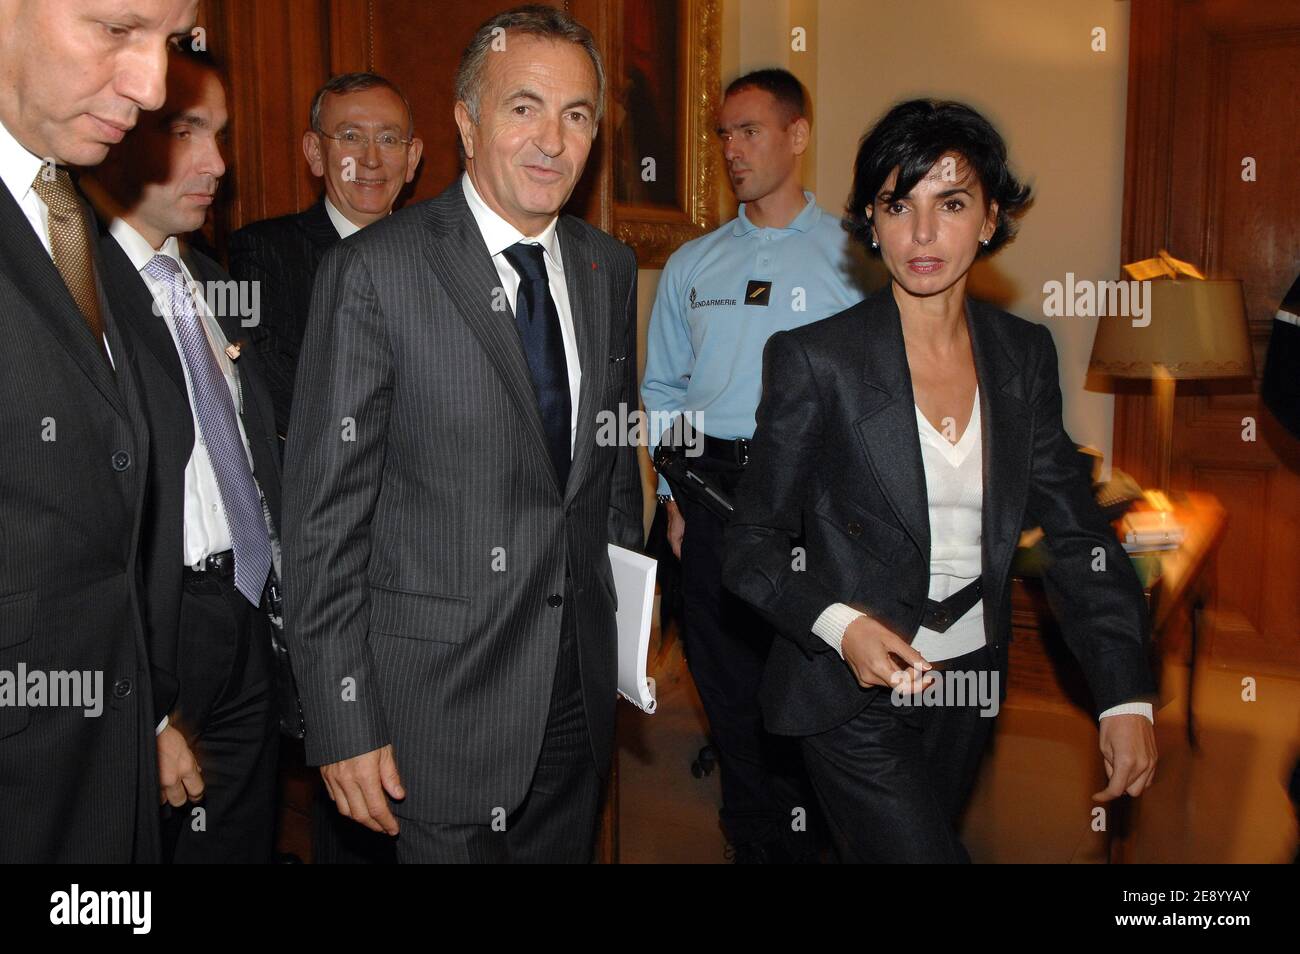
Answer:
[{"left": 1005, "top": 491, "right": 1227, "bottom": 861}]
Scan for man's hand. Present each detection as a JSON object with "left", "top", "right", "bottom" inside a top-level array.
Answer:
[
  {"left": 320, "top": 744, "right": 405, "bottom": 835},
  {"left": 665, "top": 498, "right": 685, "bottom": 560},
  {"left": 840, "top": 614, "right": 933, "bottom": 693},
  {"left": 157, "top": 724, "right": 204, "bottom": 807},
  {"left": 1094, "top": 714, "right": 1157, "bottom": 801}
]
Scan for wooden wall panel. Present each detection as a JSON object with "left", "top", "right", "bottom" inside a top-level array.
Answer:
[
  {"left": 204, "top": 0, "right": 329, "bottom": 238},
  {"left": 1117, "top": 0, "right": 1300, "bottom": 668}
]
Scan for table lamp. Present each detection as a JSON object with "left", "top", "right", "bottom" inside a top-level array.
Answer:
[{"left": 1088, "top": 277, "right": 1255, "bottom": 489}]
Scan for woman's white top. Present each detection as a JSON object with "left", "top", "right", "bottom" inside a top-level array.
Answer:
[{"left": 908, "top": 387, "right": 985, "bottom": 662}]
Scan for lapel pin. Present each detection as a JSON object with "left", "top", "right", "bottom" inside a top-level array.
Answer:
[
  {"left": 224, "top": 342, "right": 242, "bottom": 361},
  {"left": 591, "top": 261, "right": 598, "bottom": 270}
]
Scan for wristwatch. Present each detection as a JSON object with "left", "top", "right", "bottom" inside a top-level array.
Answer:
[{"left": 656, "top": 493, "right": 673, "bottom": 506}]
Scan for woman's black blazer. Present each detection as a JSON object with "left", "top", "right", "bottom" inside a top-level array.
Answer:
[{"left": 722, "top": 284, "right": 1156, "bottom": 736}]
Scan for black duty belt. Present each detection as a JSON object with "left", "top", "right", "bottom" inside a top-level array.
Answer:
[
  {"left": 921, "top": 577, "right": 983, "bottom": 632},
  {"left": 700, "top": 434, "right": 750, "bottom": 466}
]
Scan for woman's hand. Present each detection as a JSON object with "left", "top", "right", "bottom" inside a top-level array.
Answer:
[
  {"left": 841, "top": 614, "right": 934, "bottom": 693},
  {"left": 1094, "top": 714, "right": 1158, "bottom": 800}
]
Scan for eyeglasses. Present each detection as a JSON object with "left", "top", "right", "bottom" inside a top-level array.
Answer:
[{"left": 318, "top": 129, "right": 412, "bottom": 154}]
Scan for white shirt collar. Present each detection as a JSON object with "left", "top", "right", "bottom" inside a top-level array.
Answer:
[
  {"left": 0, "top": 116, "right": 47, "bottom": 213},
  {"left": 108, "top": 216, "right": 183, "bottom": 274},
  {"left": 460, "top": 171, "right": 562, "bottom": 266},
  {"left": 324, "top": 196, "right": 363, "bottom": 239}
]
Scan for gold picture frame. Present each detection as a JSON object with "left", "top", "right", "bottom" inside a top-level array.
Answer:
[{"left": 609, "top": 0, "right": 720, "bottom": 268}]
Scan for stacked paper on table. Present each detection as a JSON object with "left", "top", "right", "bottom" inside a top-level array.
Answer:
[{"left": 1122, "top": 511, "right": 1185, "bottom": 551}]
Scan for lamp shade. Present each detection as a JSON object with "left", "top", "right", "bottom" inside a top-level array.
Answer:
[{"left": 1088, "top": 279, "right": 1255, "bottom": 380}]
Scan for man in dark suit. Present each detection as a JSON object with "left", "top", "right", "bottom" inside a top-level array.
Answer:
[
  {"left": 0, "top": 0, "right": 198, "bottom": 863},
  {"left": 229, "top": 72, "right": 423, "bottom": 438},
  {"left": 284, "top": 5, "right": 642, "bottom": 863},
  {"left": 231, "top": 71, "right": 421, "bottom": 865},
  {"left": 85, "top": 48, "right": 283, "bottom": 863}
]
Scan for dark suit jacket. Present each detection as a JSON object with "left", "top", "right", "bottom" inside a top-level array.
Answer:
[
  {"left": 723, "top": 285, "right": 1157, "bottom": 737},
  {"left": 98, "top": 233, "right": 283, "bottom": 730},
  {"left": 283, "top": 181, "right": 643, "bottom": 823},
  {"left": 228, "top": 199, "right": 339, "bottom": 436},
  {"left": 0, "top": 179, "right": 159, "bottom": 862}
]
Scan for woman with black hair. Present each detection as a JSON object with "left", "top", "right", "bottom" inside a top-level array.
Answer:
[{"left": 722, "top": 99, "right": 1158, "bottom": 863}]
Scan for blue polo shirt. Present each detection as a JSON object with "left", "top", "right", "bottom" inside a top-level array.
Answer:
[{"left": 642, "top": 192, "right": 865, "bottom": 494}]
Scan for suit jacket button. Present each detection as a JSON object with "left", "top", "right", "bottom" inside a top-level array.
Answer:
[
  {"left": 847, "top": 522, "right": 862, "bottom": 537},
  {"left": 111, "top": 451, "right": 131, "bottom": 471},
  {"left": 112, "top": 678, "right": 133, "bottom": 699},
  {"left": 547, "top": 594, "right": 563, "bottom": 607}
]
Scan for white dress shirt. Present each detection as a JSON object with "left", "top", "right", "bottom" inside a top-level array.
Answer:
[
  {"left": 108, "top": 217, "right": 258, "bottom": 568},
  {"left": 812, "top": 387, "right": 1153, "bottom": 724},
  {"left": 461, "top": 171, "right": 581, "bottom": 456},
  {"left": 324, "top": 196, "right": 363, "bottom": 239},
  {"left": 0, "top": 117, "right": 52, "bottom": 255}
]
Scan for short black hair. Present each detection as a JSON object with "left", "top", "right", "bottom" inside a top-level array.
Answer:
[
  {"left": 844, "top": 98, "right": 1032, "bottom": 257},
  {"left": 725, "top": 68, "right": 806, "bottom": 125}
]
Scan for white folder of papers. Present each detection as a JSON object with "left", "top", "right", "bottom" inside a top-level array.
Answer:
[{"left": 608, "top": 544, "right": 657, "bottom": 714}]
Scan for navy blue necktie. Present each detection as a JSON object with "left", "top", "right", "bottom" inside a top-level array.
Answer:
[{"left": 501, "top": 242, "right": 571, "bottom": 489}]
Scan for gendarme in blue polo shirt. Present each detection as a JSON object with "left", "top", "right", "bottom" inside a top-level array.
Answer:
[{"left": 642, "top": 191, "right": 865, "bottom": 494}]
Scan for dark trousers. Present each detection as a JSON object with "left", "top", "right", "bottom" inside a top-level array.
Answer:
[
  {"left": 678, "top": 456, "right": 812, "bottom": 850},
  {"left": 801, "top": 643, "right": 1007, "bottom": 864},
  {"left": 311, "top": 777, "right": 397, "bottom": 864},
  {"left": 392, "top": 583, "right": 601, "bottom": 863},
  {"left": 162, "top": 571, "right": 279, "bottom": 864}
]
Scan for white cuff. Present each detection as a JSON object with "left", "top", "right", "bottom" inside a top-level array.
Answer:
[
  {"left": 1098, "top": 702, "right": 1153, "bottom": 724},
  {"left": 812, "top": 603, "right": 867, "bottom": 658},
  {"left": 155, "top": 715, "right": 169, "bottom": 737}
]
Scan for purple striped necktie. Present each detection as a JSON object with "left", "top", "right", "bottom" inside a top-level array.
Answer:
[{"left": 144, "top": 254, "right": 271, "bottom": 605}]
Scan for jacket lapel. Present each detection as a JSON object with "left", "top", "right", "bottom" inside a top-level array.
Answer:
[
  {"left": 421, "top": 186, "right": 560, "bottom": 495},
  {"left": 968, "top": 297, "right": 1032, "bottom": 581},
  {"left": 850, "top": 285, "right": 1032, "bottom": 575},
  {"left": 557, "top": 216, "right": 608, "bottom": 506},
  {"left": 0, "top": 182, "right": 126, "bottom": 418},
  {"left": 851, "top": 288, "right": 930, "bottom": 561},
  {"left": 300, "top": 200, "right": 340, "bottom": 262},
  {"left": 100, "top": 232, "right": 187, "bottom": 395}
]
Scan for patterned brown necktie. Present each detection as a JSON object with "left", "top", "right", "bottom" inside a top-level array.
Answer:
[{"left": 31, "top": 167, "right": 108, "bottom": 357}]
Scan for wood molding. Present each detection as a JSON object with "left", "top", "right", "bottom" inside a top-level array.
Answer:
[{"left": 610, "top": 0, "right": 721, "bottom": 267}]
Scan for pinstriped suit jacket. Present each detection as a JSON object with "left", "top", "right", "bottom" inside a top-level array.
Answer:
[
  {"left": 0, "top": 180, "right": 159, "bottom": 862},
  {"left": 283, "top": 181, "right": 642, "bottom": 823}
]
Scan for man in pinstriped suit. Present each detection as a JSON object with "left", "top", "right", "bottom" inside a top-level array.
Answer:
[
  {"left": 283, "top": 5, "right": 642, "bottom": 863},
  {"left": 0, "top": 0, "right": 198, "bottom": 863}
]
